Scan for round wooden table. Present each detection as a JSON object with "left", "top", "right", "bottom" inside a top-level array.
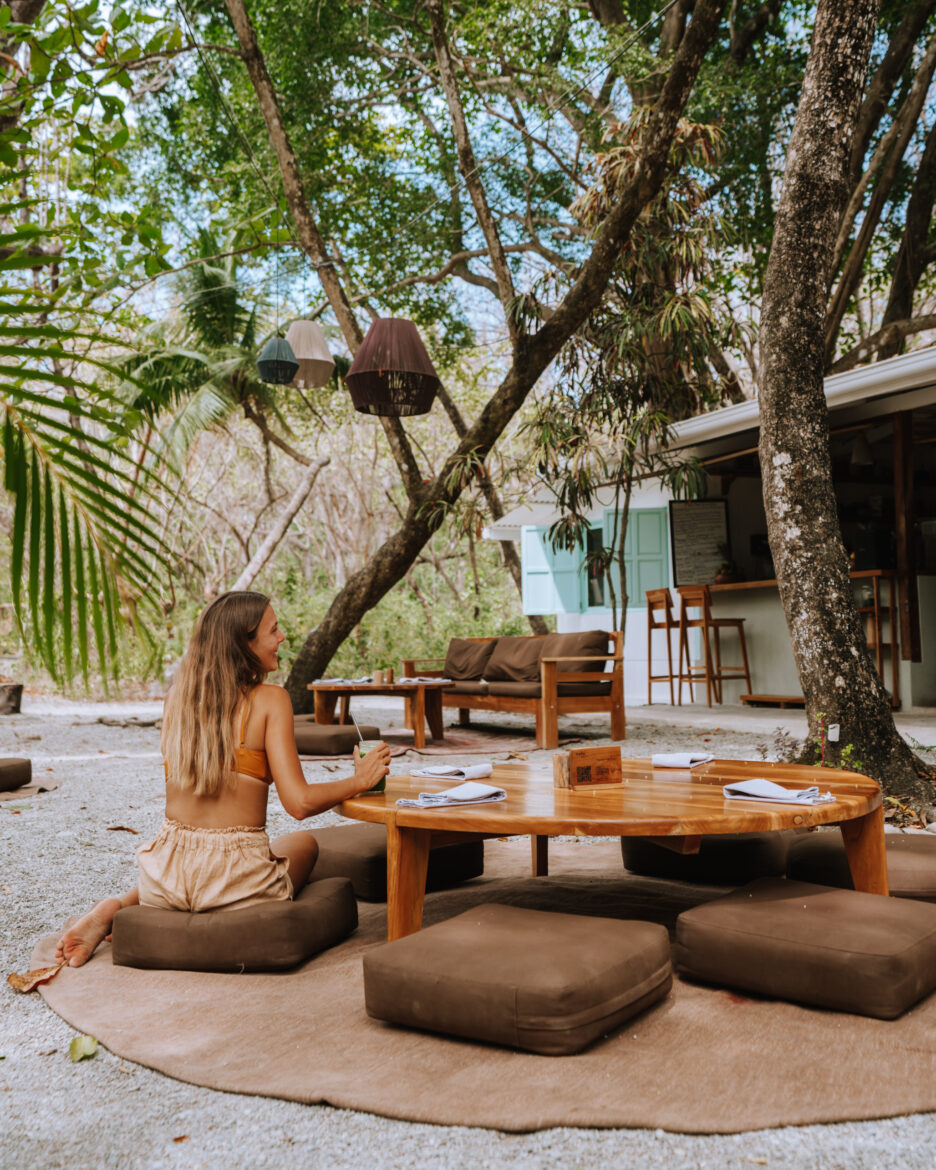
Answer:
[{"left": 340, "top": 758, "right": 887, "bottom": 940}]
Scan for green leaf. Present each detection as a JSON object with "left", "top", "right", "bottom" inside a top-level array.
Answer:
[
  {"left": 73, "top": 518, "right": 89, "bottom": 686},
  {"left": 87, "top": 544, "right": 108, "bottom": 695},
  {"left": 69, "top": 1035, "right": 98, "bottom": 1062},
  {"left": 60, "top": 489, "right": 73, "bottom": 684},
  {"left": 42, "top": 468, "right": 57, "bottom": 682}
]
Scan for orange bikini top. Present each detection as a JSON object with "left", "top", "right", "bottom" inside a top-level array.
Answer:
[{"left": 163, "top": 689, "right": 272, "bottom": 784}]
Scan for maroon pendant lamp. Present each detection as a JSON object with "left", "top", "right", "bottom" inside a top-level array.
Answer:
[{"left": 345, "top": 317, "right": 441, "bottom": 417}]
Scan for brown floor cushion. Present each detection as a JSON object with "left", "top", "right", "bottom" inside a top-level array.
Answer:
[
  {"left": 364, "top": 903, "right": 672, "bottom": 1055},
  {"left": 312, "top": 822, "right": 484, "bottom": 901},
  {"left": 674, "top": 876, "right": 936, "bottom": 1019},
  {"left": 787, "top": 831, "right": 936, "bottom": 901},
  {"left": 621, "top": 832, "right": 793, "bottom": 884},
  {"left": 0, "top": 757, "right": 31, "bottom": 792},
  {"left": 293, "top": 721, "right": 380, "bottom": 755},
  {"left": 111, "top": 876, "right": 357, "bottom": 973}
]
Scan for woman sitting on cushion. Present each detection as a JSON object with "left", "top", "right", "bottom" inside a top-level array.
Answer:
[{"left": 56, "top": 590, "right": 390, "bottom": 968}]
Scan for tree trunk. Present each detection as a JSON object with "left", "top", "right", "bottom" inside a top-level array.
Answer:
[
  {"left": 757, "top": 0, "right": 932, "bottom": 805},
  {"left": 284, "top": 0, "right": 729, "bottom": 709}
]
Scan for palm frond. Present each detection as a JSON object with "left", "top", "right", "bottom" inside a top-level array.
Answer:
[{"left": 2, "top": 217, "right": 175, "bottom": 684}]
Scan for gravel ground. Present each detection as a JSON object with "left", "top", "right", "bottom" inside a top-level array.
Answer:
[{"left": 3, "top": 694, "right": 936, "bottom": 1170}]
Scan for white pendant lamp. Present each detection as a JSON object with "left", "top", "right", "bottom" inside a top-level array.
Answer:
[{"left": 285, "top": 320, "right": 335, "bottom": 388}]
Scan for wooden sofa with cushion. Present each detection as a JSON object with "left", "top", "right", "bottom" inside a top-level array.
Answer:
[{"left": 403, "top": 629, "right": 624, "bottom": 749}]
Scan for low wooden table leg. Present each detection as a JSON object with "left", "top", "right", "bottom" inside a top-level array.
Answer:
[
  {"left": 426, "top": 690, "right": 444, "bottom": 741},
  {"left": 314, "top": 693, "right": 338, "bottom": 725},
  {"left": 531, "top": 834, "right": 548, "bottom": 876},
  {"left": 839, "top": 804, "right": 889, "bottom": 895},
  {"left": 386, "top": 823, "right": 431, "bottom": 940},
  {"left": 339, "top": 695, "right": 351, "bottom": 724},
  {"left": 410, "top": 686, "right": 427, "bottom": 749}
]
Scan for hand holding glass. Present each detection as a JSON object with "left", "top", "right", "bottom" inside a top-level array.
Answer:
[{"left": 355, "top": 740, "right": 390, "bottom": 793}]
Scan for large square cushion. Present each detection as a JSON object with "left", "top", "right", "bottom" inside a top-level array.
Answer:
[
  {"left": 443, "top": 637, "right": 496, "bottom": 681},
  {"left": 483, "top": 636, "right": 543, "bottom": 683},
  {"left": 674, "top": 876, "right": 936, "bottom": 1019},
  {"left": 540, "top": 629, "right": 610, "bottom": 673},
  {"left": 363, "top": 903, "right": 672, "bottom": 1055},
  {"left": 111, "top": 876, "right": 357, "bottom": 972},
  {"left": 293, "top": 719, "right": 380, "bottom": 756},
  {"left": 312, "top": 822, "right": 483, "bottom": 901},
  {"left": 787, "top": 830, "right": 936, "bottom": 901},
  {"left": 621, "top": 832, "right": 793, "bottom": 884},
  {"left": 0, "top": 757, "right": 31, "bottom": 793}
]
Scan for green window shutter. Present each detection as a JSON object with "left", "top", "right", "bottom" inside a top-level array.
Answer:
[
  {"left": 521, "top": 527, "right": 584, "bottom": 614},
  {"left": 602, "top": 508, "right": 669, "bottom": 608}
]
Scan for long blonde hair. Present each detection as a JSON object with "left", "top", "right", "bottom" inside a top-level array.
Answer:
[{"left": 161, "top": 591, "right": 271, "bottom": 796}]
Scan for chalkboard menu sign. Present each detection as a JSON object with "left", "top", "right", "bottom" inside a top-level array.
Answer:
[{"left": 669, "top": 500, "right": 729, "bottom": 586}]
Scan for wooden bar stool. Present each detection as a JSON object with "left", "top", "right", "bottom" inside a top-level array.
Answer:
[
  {"left": 646, "top": 588, "right": 677, "bottom": 705},
  {"left": 677, "top": 585, "right": 752, "bottom": 706}
]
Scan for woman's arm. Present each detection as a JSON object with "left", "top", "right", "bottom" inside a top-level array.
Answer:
[{"left": 262, "top": 686, "right": 390, "bottom": 819}]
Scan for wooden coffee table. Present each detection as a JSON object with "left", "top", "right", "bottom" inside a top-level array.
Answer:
[
  {"left": 307, "top": 680, "right": 450, "bottom": 749},
  {"left": 340, "top": 758, "right": 887, "bottom": 940}
]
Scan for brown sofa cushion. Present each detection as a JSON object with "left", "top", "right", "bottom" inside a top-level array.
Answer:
[
  {"left": 540, "top": 629, "right": 611, "bottom": 673},
  {"left": 111, "top": 876, "right": 357, "bottom": 973},
  {"left": 444, "top": 680, "right": 489, "bottom": 695},
  {"left": 484, "top": 680, "right": 612, "bottom": 699},
  {"left": 484, "top": 635, "right": 543, "bottom": 683},
  {"left": 674, "top": 877, "right": 936, "bottom": 1019},
  {"left": 311, "top": 822, "right": 484, "bottom": 901},
  {"left": 443, "top": 637, "right": 497, "bottom": 681},
  {"left": 0, "top": 757, "right": 31, "bottom": 793},
  {"left": 621, "top": 832, "right": 793, "bottom": 885},
  {"left": 787, "top": 831, "right": 936, "bottom": 901},
  {"left": 293, "top": 721, "right": 380, "bottom": 756},
  {"left": 364, "top": 903, "right": 672, "bottom": 1055}
]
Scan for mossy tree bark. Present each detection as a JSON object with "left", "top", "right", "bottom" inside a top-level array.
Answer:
[{"left": 757, "top": 0, "right": 933, "bottom": 806}]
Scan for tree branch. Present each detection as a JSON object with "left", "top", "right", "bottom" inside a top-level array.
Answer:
[
  {"left": 848, "top": 0, "right": 936, "bottom": 190},
  {"left": 425, "top": 0, "right": 518, "bottom": 333},
  {"left": 221, "top": 0, "right": 424, "bottom": 500},
  {"left": 825, "top": 29, "right": 936, "bottom": 366},
  {"left": 832, "top": 29, "right": 936, "bottom": 274},
  {"left": 727, "top": 0, "right": 782, "bottom": 68},
  {"left": 828, "top": 314, "right": 936, "bottom": 373},
  {"left": 877, "top": 115, "right": 936, "bottom": 360},
  {"left": 230, "top": 456, "right": 329, "bottom": 592}
]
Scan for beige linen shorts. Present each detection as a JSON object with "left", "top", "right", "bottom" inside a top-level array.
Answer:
[{"left": 137, "top": 819, "right": 293, "bottom": 913}]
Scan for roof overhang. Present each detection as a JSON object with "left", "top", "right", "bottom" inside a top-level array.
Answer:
[{"left": 484, "top": 346, "right": 936, "bottom": 540}]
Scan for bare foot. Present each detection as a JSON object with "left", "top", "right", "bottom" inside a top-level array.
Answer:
[{"left": 55, "top": 897, "right": 122, "bottom": 968}]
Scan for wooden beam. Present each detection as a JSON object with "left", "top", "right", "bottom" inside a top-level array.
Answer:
[{"left": 893, "top": 411, "right": 921, "bottom": 660}]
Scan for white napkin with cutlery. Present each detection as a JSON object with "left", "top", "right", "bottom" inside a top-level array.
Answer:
[
  {"left": 723, "top": 778, "right": 835, "bottom": 805},
  {"left": 651, "top": 752, "right": 714, "bottom": 768},
  {"left": 396, "top": 780, "right": 506, "bottom": 808}
]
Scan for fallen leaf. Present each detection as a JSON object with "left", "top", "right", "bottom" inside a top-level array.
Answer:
[
  {"left": 69, "top": 1035, "right": 98, "bottom": 1062},
  {"left": 173, "top": 1136, "right": 188, "bottom": 1143},
  {"left": 106, "top": 825, "right": 139, "bottom": 834},
  {"left": 7, "top": 964, "right": 64, "bottom": 993}
]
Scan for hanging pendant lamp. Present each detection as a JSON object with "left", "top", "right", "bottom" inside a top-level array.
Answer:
[
  {"left": 345, "top": 317, "right": 441, "bottom": 417},
  {"left": 285, "top": 320, "right": 335, "bottom": 388},
  {"left": 257, "top": 335, "right": 299, "bottom": 385}
]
